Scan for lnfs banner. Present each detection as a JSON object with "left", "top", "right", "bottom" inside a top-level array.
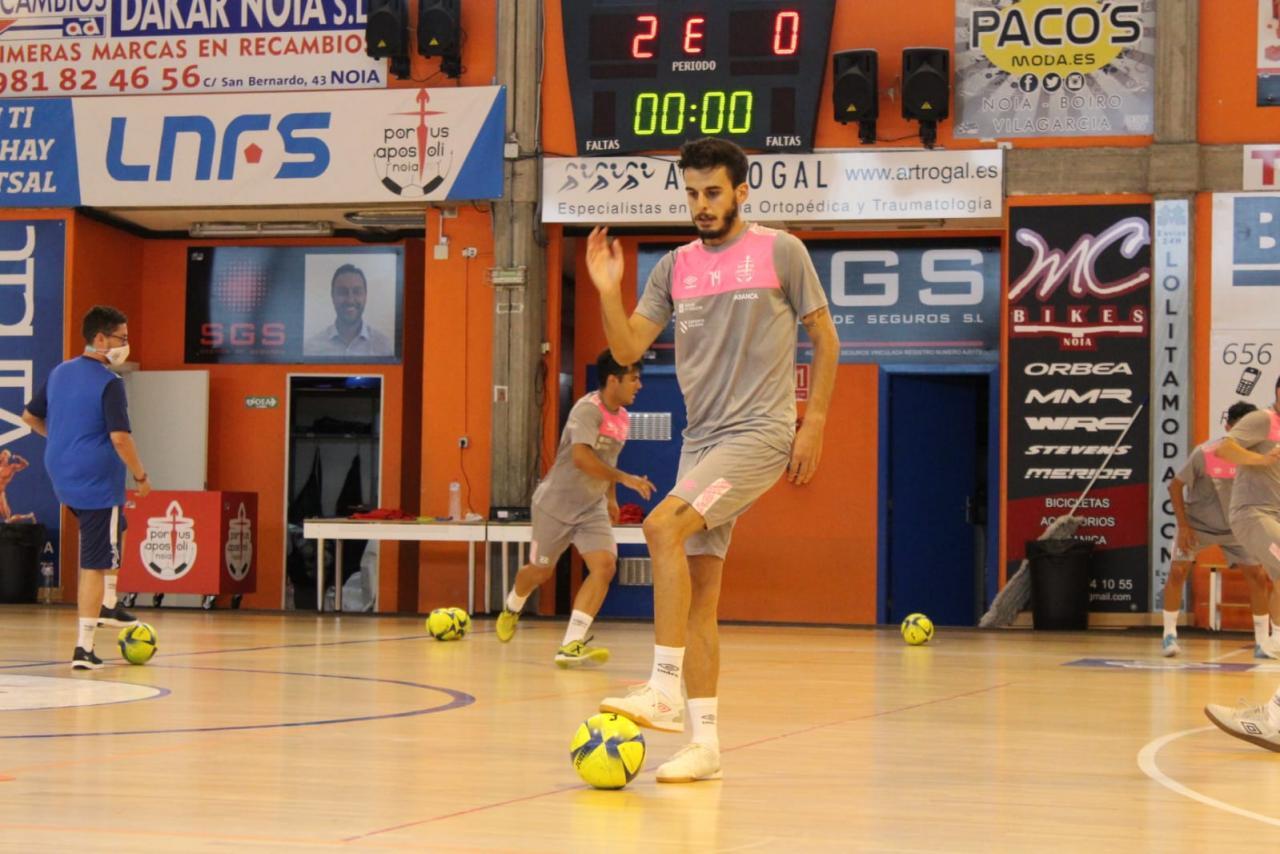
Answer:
[
  {"left": 1005, "top": 204, "right": 1152, "bottom": 613},
  {"left": 0, "top": 220, "right": 64, "bottom": 588}
]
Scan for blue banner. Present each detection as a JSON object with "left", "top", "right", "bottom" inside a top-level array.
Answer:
[
  {"left": 0, "top": 99, "right": 81, "bottom": 207},
  {"left": 639, "top": 237, "right": 1001, "bottom": 365},
  {"left": 807, "top": 239, "right": 1001, "bottom": 363},
  {"left": 0, "top": 220, "right": 65, "bottom": 587}
]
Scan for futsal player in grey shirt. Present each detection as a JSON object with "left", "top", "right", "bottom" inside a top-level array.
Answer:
[
  {"left": 494, "top": 351, "right": 654, "bottom": 667},
  {"left": 587, "top": 138, "right": 839, "bottom": 783},
  {"left": 1159, "top": 402, "right": 1276, "bottom": 658},
  {"left": 1205, "top": 373, "right": 1280, "bottom": 750}
]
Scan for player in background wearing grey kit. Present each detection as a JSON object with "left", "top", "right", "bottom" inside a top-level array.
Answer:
[
  {"left": 588, "top": 138, "right": 839, "bottom": 783},
  {"left": 1160, "top": 401, "right": 1280, "bottom": 659},
  {"left": 1204, "top": 373, "right": 1280, "bottom": 749},
  {"left": 495, "top": 351, "right": 654, "bottom": 667}
]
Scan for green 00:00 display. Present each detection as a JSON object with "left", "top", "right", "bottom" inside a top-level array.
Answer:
[{"left": 633, "top": 90, "right": 755, "bottom": 135}]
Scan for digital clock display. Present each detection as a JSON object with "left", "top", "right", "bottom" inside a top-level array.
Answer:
[{"left": 562, "top": 0, "right": 836, "bottom": 155}]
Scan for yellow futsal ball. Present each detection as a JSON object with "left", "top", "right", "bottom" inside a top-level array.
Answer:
[
  {"left": 446, "top": 607, "right": 471, "bottom": 637},
  {"left": 118, "top": 623, "right": 158, "bottom": 664},
  {"left": 426, "top": 608, "right": 463, "bottom": 641},
  {"left": 569, "top": 713, "right": 646, "bottom": 789},
  {"left": 900, "top": 613, "right": 935, "bottom": 646}
]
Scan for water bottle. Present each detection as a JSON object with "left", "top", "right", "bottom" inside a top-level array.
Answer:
[{"left": 448, "top": 481, "right": 462, "bottom": 521}]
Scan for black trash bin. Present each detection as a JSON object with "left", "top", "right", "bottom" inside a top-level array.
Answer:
[
  {"left": 1028, "top": 538, "right": 1094, "bottom": 630},
  {"left": 0, "top": 523, "right": 45, "bottom": 604}
]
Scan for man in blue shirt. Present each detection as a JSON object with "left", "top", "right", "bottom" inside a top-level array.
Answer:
[{"left": 22, "top": 305, "right": 152, "bottom": 670}]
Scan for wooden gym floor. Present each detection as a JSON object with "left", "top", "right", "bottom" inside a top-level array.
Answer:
[{"left": 2, "top": 606, "right": 1280, "bottom": 852}]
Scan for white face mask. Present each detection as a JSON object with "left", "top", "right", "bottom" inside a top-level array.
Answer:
[{"left": 87, "top": 343, "right": 130, "bottom": 367}]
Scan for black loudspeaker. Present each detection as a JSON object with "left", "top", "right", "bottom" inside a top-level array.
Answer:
[
  {"left": 901, "top": 47, "right": 949, "bottom": 148},
  {"left": 419, "top": 0, "right": 462, "bottom": 77},
  {"left": 366, "top": 0, "right": 407, "bottom": 57},
  {"left": 832, "top": 49, "right": 878, "bottom": 145},
  {"left": 365, "top": 0, "right": 410, "bottom": 78}
]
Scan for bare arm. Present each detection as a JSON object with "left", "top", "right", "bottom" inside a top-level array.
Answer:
[
  {"left": 570, "top": 444, "right": 654, "bottom": 500},
  {"left": 1167, "top": 476, "right": 1199, "bottom": 553},
  {"left": 109, "top": 431, "right": 150, "bottom": 495},
  {"left": 788, "top": 306, "right": 839, "bottom": 485},
  {"left": 1167, "top": 477, "right": 1190, "bottom": 528},
  {"left": 21, "top": 409, "right": 46, "bottom": 438},
  {"left": 1217, "top": 437, "right": 1280, "bottom": 467},
  {"left": 585, "top": 226, "right": 665, "bottom": 364}
]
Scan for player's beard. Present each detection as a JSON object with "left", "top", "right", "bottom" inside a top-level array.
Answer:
[{"left": 695, "top": 200, "right": 739, "bottom": 242}]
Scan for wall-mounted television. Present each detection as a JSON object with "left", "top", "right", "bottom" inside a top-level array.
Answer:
[{"left": 185, "top": 246, "right": 404, "bottom": 364}]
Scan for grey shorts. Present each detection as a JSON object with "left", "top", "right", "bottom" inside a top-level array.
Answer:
[
  {"left": 529, "top": 503, "right": 615, "bottom": 567},
  {"left": 1230, "top": 508, "right": 1280, "bottom": 581},
  {"left": 671, "top": 434, "right": 790, "bottom": 559},
  {"left": 1172, "top": 528, "right": 1255, "bottom": 566}
]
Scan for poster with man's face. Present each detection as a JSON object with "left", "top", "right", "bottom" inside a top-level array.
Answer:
[{"left": 185, "top": 246, "right": 403, "bottom": 364}]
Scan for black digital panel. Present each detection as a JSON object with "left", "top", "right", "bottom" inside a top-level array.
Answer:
[{"left": 562, "top": 0, "right": 836, "bottom": 154}]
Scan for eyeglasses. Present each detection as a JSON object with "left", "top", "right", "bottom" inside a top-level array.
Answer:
[{"left": 106, "top": 333, "right": 129, "bottom": 344}]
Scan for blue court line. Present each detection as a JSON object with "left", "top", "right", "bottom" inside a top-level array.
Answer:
[{"left": 0, "top": 665, "right": 474, "bottom": 740}]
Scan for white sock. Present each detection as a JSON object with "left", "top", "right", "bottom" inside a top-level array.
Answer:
[
  {"left": 687, "top": 697, "right": 719, "bottom": 751},
  {"left": 1269, "top": 687, "right": 1280, "bottom": 728},
  {"left": 650, "top": 645, "right": 684, "bottom": 699},
  {"left": 1162, "top": 610, "right": 1178, "bottom": 638},
  {"left": 77, "top": 619, "right": 96, "bottom": 652},
  {"left": 1272, "top": 621, "right": 1280, "bottom": 638},
  {"left": 562, "top": 610, "right": 593, "bottom": 645},
  {"left": 505, "top": 589, "right": 529, "bottom": 613},
  {"left": 103, "top": 575, "right": 118, "bottom": 608},
  {"left": 1256, "top": 614, "right": 1271, "bottom": 646}
]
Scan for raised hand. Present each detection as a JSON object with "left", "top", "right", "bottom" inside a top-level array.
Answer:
[{"left": 586, "top": 226, "right": 626, "bottom": 294}]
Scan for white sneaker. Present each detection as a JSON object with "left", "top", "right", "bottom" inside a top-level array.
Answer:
[
  {"left": 655, "top": 742, "right": 723, "bottom": 783},
  {"left": 599, "top": 684, "right": 684, "bottom": 733},
  {"left": 1161, "top": 635, "right": 1180, "bottom": 657},
  {"left": 1204, "top": 701, "right": 1280, "bottom": 753},
  {"left": 1255, "top": 638, "right": 1280, "bottom": 660}
]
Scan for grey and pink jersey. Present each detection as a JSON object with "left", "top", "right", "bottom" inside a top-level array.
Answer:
[
  {"left": 1229, "top": 408, "right": 1280, "bottom": 513},
  {"left": 532, "top": 391, "right": 629, "bottom": 524},
  {"left": 635, "top": 224, "right": 827, "bottom": 453},
  {"left": 1177, "top": 439, "right": 1237, "bottom": 536}
]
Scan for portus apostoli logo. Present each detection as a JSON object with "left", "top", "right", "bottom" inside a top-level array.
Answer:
[
  {"left": 141, "top": 500, "right": 198, "bottom": 580},
  {"left": 375, "top": 89, "right": 453, "bottom": 197},
  {"left": 225, "top": 502, "right": 252, "bottom": 581}
]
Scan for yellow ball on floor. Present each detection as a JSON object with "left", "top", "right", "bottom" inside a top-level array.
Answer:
[
  {"left": 900, "top": 613, "right": 935, "bottom": 646},
  {"left": 446, "top": 607, "right": 471, "bottom": 637},
  {"left": 118, "top": 623, "right": 158, "bottom": 664},
  {"left": 426, "top": 608, "right": 464, "bottom": 641},
  {"left": 569, "top": 712, "right": 646, "bottom": 789}
]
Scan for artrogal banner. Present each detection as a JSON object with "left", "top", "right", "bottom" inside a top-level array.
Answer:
[
  {"left": 0, "top": 86, "right": 505, "bottom": 207},
  {"left": 542, "top": 149, "right": 1004, "bottom": 225},
  {"left": 954, "top": 0, "right": 1155, "bottom": 138},
  {"left": 0, "top": 220, "right": 64, "bottom": 588},
  {"left": 0, "top": 0, "right": 384, "bottom": 97},
  {"left": 1005, "top": 204, "right": 1152, "bottom": 613}
]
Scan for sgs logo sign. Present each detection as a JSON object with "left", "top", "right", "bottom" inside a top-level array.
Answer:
[
  {"left": 830, "top": 249, "right": 986, "bottom": 308},
  {"left": 969, "top": 0, "right": 1143, "bottom": 76}
]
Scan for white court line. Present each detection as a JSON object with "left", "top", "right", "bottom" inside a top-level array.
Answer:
[
  {"left": 1137, "top": 725, "right": 1280, "bottom": 828},
  {"left": 1209, "top": 645, "right": 1254, "bottom": 663}
]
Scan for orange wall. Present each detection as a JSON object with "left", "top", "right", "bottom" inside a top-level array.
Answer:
[
  {"left": 125, "top": 235, "right": 415, "bottom": 611},
  {"left": 418, "top": 207, "right": 498, "bottom": 612},
  {"left": 570, "top": 236, "right": 880, "bottom": 624},
  {"left": 1200, "top": 0, "right": 1280, "bottom": 143},
  {"left": 541, "top": 0, "right": 1150, "bottom": 156}
]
